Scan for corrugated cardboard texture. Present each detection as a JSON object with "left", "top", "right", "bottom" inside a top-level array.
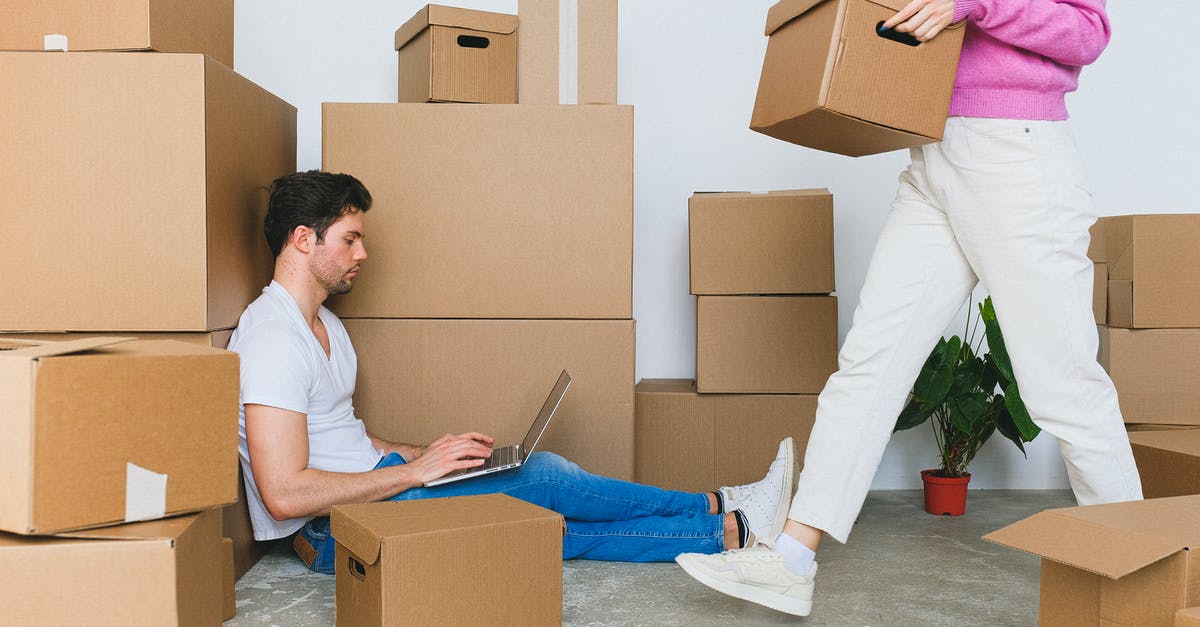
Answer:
[
  {"left": 0, "top": 52, "right": 294, "bottom": 332},
  {"left": 689, "top": 190, "right": 834, "bottom": 295},
  {"left": 1098, "top": 327, "right": 1200, "bottom": 426},
  {"left": 1102, "top": 214, "right": 1200, "bottom": 328},
  {"left": 395, "top": 5, "right": 518, "bottom": 104},
  {"left": 322, "top": 104, "right": 632, "bottom": 319},
  {"left": 696, "top": 296, "right": 838, "bottom": 393},
  {"left": 333, "top": 496, "right": 562, "bottom": 626},
  {"left": 0, "top": 510, "right": 223, "bottom": 626},
  {"left": 518, "top": 0, "right": 559, "bottom": 103},
  {"left": 1040, "top": 560, "right": 1101, "bottom": 626},
  {"left": 0, "top": 0, "right": 234, "bottom": 67},
  {"left": 344, "top": 319, "right": 635, "bottom": 480},
  {"left": 634, "top": 379, "right": 817, "bottom": 492},
  {"left": 1130, "top": 429, "right": 1200, "bottom": 499},
  {"left": 751, "top": 0, "right": 964, "bottom": 157},
  {"left": 578, "top": 0, "right": 619, "bottom": 104},
  {"left": 1094, "top": 263, "right": 1108, "bottom": 324},
  {"left": 0, "top": 340, "right": 239, "bottom": 535},
  {"left": 1178, "top": 607, "right": 1200, "bottom": 626}
]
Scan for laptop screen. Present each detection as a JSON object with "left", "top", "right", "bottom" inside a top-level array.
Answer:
[{"left": 521, "top": 369, "right": 572, "bottom": 455}]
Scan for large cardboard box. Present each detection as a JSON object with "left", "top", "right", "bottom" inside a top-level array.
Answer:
[
  {"left": 1099, "top": 214, "right": 1200, "bottom": 328},
  {"left": 635, "top": 379, "right": 817, "bottom": 492},
  {"left": 344, "top": 318, "right": 635, "bottom": 480},
  {"left": 696, "top": 296, "right": 838, "bottom": 393},
  {"left": 0, "top": 337, "right": 238, "bottom": 535},
  {"left": 395, "top": 4, "right": 518, "bottom": 104},
  {"left": 0, "top": 510, "right": 223, "bottom": 626},
  {"left": 750, "top": 0, "right": 965, "bottom": 157},
  {"left": 1098, "top": 326, "right": 1200, "bottom": 426},
  {"left": 0, "top": 0, "right": 233, "bottom": 67},
  {"left": 689, "top": 190, "right": 835, "bottom": 295},
  {"left": 0, "top": 51, "right": 295, "bottom": 332},
  {"left": 984, "top": 496, "right": 1200, "bottom": 627},
  {"left": 332, "top": 495, "right": 563, "bottom": 626},
  {"left": 323, "top": 104, "right": 632, "bottom": 319},
  {"left": 1130, "top": 429, "right": 1200, "bottom": 499}
]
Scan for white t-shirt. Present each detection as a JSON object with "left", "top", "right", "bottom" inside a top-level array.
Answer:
[{"left": 228, "top": 281, "right": 384, "bottom": 540}]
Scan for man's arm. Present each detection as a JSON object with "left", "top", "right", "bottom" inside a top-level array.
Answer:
[
  {"left": 369, "top": 436, "right": 424, "bottom": 462},
  {"left": 245, "top": 404, "right": 494, "bottom": 520}
]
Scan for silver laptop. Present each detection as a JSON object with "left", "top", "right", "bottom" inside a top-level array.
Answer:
[{"left": 424, "top": 370, "right": 572, "bottom": 487}]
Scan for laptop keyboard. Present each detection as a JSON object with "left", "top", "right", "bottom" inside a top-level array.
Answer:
[{"left": 480, "top": 445, "right": 518, "bottom": 470}]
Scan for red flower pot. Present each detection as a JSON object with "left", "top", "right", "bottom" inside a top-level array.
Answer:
[{"left": 921, "top": 469, "right": 971, "bottom": 516}]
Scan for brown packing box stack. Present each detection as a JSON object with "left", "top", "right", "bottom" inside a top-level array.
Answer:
[
  {"left": 1129, "top": 429, "right": 1200, "bottom": 499},
  {"left": 332, "top": 495, "right": 563, "bottom": 626},
  {"left": 345, "top": 319, "right": 635, "bottom": 480},
  {"left": 1093, "top": 214, "right": 1200, "bottom": 329},
  {"left": 395, "top": 5, "right": 518, "bottom": 104},
  {"left": 984, "top": 495, "right": 1200, "bottom": 627},
  {"left": 1098, "top": 326, "right": 1200, "bottom": 426},
  {"left": 689, "top": 190, "right": 835, "bottom": 295},
  {"left": 0, "top": 0, "right": 234, "bottom": 67},
  {"left": 0, "top": 510, "right": 224, "bottom": 626},
  {"left": 0, "top": 51, "right": 296, "bottom": 332},
  {"left": 696, "top": 295, "right": 838, "bottom": 393},
  {"left": 634, "top": 379, "right": 817, "bottom": 492},
  {"left": 750, "top": 0, "right": 964, "bottom": 157}
]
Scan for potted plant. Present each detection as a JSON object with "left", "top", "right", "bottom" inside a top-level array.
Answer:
[{"left": 893, "top": 297, "right": 1042, "bottom": 515}]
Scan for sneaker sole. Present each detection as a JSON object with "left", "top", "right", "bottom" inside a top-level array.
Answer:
[{"left": 676, "top": 555, "right": 812, "bottom": 617}]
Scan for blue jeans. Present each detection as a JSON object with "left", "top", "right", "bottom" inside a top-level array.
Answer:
[{"left": 294, "top": 451, "right": 723, "bottom": 574}]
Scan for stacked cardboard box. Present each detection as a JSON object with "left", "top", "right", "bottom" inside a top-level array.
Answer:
[
  {"left": 0, "top": 1, "right": 298, "bottom": 619},
  {"left": 636, "top": 190, "right": 837, "bottom": 490}
]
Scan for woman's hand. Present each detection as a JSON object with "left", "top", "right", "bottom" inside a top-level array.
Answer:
[{"left": 882, "top": 0, "right": 956, "bottom": 42}]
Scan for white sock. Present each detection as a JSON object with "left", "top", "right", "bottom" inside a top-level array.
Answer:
[{"left": 774, "top": 532, "right": 816, "bottom": 575}]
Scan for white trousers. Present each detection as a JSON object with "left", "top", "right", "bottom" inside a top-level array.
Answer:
[{"left": 790, "top": 117, "right": 1143, "bottom": 543}]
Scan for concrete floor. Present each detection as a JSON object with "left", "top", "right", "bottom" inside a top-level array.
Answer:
[{"left": 227, "top": 490, "right": 1073, "bottom": 626}]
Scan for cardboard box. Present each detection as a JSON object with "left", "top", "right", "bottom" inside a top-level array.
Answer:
[
  {"left": 518, "top": 0, "right": 620, "bottom": 104},
  {"left": 0, "top": 330, "right": 233, "bottom": 349},
  {"left": 332, "top": 495, "right": 563, "bottom": 626},
  {"left": 689, "top": 190, "right": 834, "bottom": 295},
  {"left": 0, "top": 337, "right": 239, "bottom": 535},
  {"left": 395, "top": 4, "right": 518, "bottom": 104},
  {"left": 1179, "top": 608, "right": 1200, "bottom": 627},
  {"left": 0, "top": 510, "right": 223, "bottom": 626},
  {"left": 344, "top": 318, "right": 635, "bottom": 480},
  {"left": 577, "top": 0, "right": 619, "bottom": 104},
  {"left": 750, "top": 0, "right": 964, "bottom": 157},
  {"left": 1094, "top": 262, "right": 1108, "bottom": 325},
  {"left": 518, "top": 0, "right": 558, "bottom": 104},
  {"left": 634, "top": 379, "right": 818, "bottom": 492},
  {"left": 696, "top": 296, "right": 838, "bottom": 393},
  {"left": 1130, "top": 429, "right": 1200, "bottom": 499},
  {"left": 984, "top": 495, "right": 1200, "bottom": 627},
  {"left": 1098, "top": 326, "right": 1200, "bottom": 426},
  {"left": 222, "top": 537, "right": 236, "bottom": 621},
  {"left": 1099, "top": 214, "right": 1200, "bottom": 328},
  {"left": 0, "top": 51, "right": 295, "bottom": 332},
  {"left": 0, "top": 0, "right": 233, "bottom": 67},
  {"left": 322, "top": 103, "right": 632, "bottom": 319}
]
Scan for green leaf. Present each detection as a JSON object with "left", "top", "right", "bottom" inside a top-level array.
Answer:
[
  {"left": 991, "top": 398, "right": 1028, "bottom": 457},
  {"left": 950, "top": 354, "right": 984, "bottom": 397},
  {"left": 894, "top": 398, "right": 933, "bottom": 432},
  {"left": 980, "top": 297, "right": 1015, "bottom": 385},
  {"left": 1004, "top": 383, "right": 1041, "bottom": 442},
  {"left": 913, "top": 337, "right": 955, "bottom": 405}
]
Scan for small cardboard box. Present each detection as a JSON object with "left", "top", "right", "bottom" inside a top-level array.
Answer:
[
  {"left": 1130, "top": 429, "right": 1200, "bottom": 499},
  {"left": 1099, "top": 214, "right": 1200, "bottom": 328},
  {"left": 0, "top": 510, "right": 224, "bottom": 626},
  {"left": 689, "top": 190, "right": 835, "bottom": 295},
  {"left": 518, "top": 0, "right": 619, "bottom": 104},
  {"left": 345, "top": 318, "right": 635, "bottom": 480},
  {"left": 635, "top": 379, "right": 817, "bottom": 492},
  {"left": 0, "top": 337, "right": 239, "bottom": 535},
  {"left": 984, "top": 495, "right": 1200, "bottom": 627},
  {"left": 0, "top": 51, "right": 295, "bottom": 332},
  {"left": 696, "top": 296, "right": 838, "bottom": 393},
  {"left": 750, "top": 0, "right": 965, "bottom": 157},
  {"left": 1098, "top": 326, "right": 1200, "bottom": 426},
  {"left": 395, "top": 4, "right": 518, "bottom": 104},
  {"left": 323, "top": 103, "right": 632, "bottom": 319},
  {"left": 0, "top": 0, "right": 233, "bottom": 67},
  {"left": 332, "top": 495, "right": 563, "bottom": 627}
]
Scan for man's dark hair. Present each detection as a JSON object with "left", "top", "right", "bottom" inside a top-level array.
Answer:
[{"left": 263, "top": 170, "right": 372, "bottom": 257}]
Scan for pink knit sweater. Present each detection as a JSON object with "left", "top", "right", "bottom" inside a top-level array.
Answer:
[{"left": 949, "top": 0, "right": 1110, "bottom": 120}]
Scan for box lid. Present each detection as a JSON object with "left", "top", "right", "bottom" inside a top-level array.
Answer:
[
  {"left": 983, "top": 496, "right": 1200, "bottom": 579},
  {"left": 765, "top": 0, "right": 906, "bottom": 35},
  {"left": 1129, "top": 428, "right": 1200, "bottom": 457},
  {"left": 0, "top": 336, "right": 133, "bottom": 360},
  {"left": 395, "top": 4, "right": 518, "bottom": 50},
  {"left": 635, "top": 379, "right": 698, "bottom": 395}
]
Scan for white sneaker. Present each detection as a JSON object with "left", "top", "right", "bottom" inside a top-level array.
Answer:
[
  {"left": 719, "top": 437, "right": 795, "bottom": 542},
  {"left": 675, "top": 546, "right": 816, "bottom": 617}
]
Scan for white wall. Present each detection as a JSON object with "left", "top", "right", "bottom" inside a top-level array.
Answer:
[{"left": 235, "top": 1, "right": 1200, "bottom": 490}]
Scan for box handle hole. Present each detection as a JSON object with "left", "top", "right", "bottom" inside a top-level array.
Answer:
[
  {"left": 348, "top": 557, "right": 367, "bottom": 581},
  {"left": 875, "top": 22, "right": 922, "bottom": 47},
  {"left": 457, "top": 35, "right": 491, "bottom": 49}
]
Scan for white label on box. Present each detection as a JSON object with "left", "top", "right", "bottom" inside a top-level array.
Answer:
[
  {"left": 43, "top": 34, "right": 68, "bottom": 51},
  {"left": 125, "top": 462, "right": 168, "bottom": 522}
]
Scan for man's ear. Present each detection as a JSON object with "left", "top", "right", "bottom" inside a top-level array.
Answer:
[{"left": 290, "top": 225, "right": 315, "bottom": 254}]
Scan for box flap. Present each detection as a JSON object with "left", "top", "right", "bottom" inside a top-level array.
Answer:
[
  {"left": 52, "top": 511, "right": 201, "bottom": 543},
  {"left": 983, "top": 496, "right": 1200, "bottom": 578},
  {"left": 395, "top": 4, "right": 518, "bottom": 50},
  {"left": 635, "top": 379, "right": 698, "bottom": 395},
  {"left": 0, "top": 336, "right": 134, "bottom": 360},
  {"left": 765, "top": 0, "right": 828, "bottom": 36},
  {"left": 330, "top": 504, "right": 386, "bottom": 566},
  {"left": 1129, "top": 428, "right": 1200, "bottom": 457}
]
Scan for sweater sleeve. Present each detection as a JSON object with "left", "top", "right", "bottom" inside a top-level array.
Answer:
[{"left": 952, "top": 0, "right": 1110, "bottom": 66}]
